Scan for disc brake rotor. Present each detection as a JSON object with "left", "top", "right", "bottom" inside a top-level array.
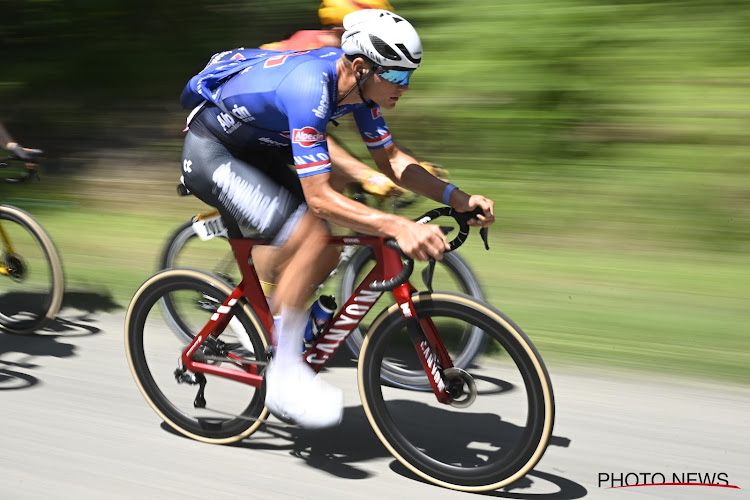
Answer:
[
  {"left": 444, "top": 367, "right": 477, "bottom": 408},
  {"left": 3, "top": 253, "right": 27, "bottom": 282}
]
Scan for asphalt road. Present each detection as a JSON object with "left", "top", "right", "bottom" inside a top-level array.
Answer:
[{"left": 1, "top": 306, "right": 747, "bottom": 499}]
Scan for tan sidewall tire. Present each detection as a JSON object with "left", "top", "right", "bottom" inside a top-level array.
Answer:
[
  {"left": 0, "top": 205, "right": 64, "bottom": 334},
  {"left": 124, "top": 268, "right": 268, "bottom": 444},
  {"left": 357, "top": 292, "right": 554, "bottom": 492}
]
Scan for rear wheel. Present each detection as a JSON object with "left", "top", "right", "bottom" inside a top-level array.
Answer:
[
  {"left": 358, "top": 292, "right": 554, "bottom": 491},
  {"left": 158, "top": 218, "right": 239, "bottom": 343},
  {"left": 125, "top": 268, "right": 268, "bottom": 443},
  {"left": 0, "top": 205, "right": 64, "bottom": 334}
]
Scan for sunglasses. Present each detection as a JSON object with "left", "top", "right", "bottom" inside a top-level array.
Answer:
[{"left": 375, "top": 66, "right": 414, "bottom": 85}]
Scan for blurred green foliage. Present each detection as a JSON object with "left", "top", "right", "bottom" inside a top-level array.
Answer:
[
  {"left": 1, "top": 1, "right": 748, "bottom": 382},
  {"left": 3, "top": 0, "right": 747, "bottom": 248}
]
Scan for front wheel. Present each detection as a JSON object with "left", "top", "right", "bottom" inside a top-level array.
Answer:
[
  {"left": 125, "top": 268, "right": 269, "bottom": 443},
  {"left": 0, "top": 205, "right": 64, "bottom": 334},
  {"left": 358, "top": 292, "right": 554, "bottom": 492}
]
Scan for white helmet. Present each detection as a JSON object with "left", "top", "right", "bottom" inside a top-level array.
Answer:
[{"left": 340, "top": 9, "right": 422, "bottom": 70}]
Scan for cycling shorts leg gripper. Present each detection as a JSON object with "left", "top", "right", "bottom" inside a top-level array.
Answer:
[{"left": 181, "top": 130, "right": 305, "bottom": 240}]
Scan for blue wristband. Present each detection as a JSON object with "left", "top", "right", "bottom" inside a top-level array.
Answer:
[{"left": 442, "top": 184, "right": 458, "bottom": 205}]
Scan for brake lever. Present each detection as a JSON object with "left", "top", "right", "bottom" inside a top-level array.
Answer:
[
  {"left": 464, "top": 207, "right": 490, "bottom": 250},
  {"left": 422, "top": 259, "right": 436, "bottom": 293},
  {"left": 422, "top": 226, "right": 453, "bottom": 292},
  {"left": 480, "top": 226, "right": 489, "bottom": 250}
]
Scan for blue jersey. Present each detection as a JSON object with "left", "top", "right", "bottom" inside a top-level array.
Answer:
[{"left": 181, "top": 47, "right": 392, "bottom": 178}]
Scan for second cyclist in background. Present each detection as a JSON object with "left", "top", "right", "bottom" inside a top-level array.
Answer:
[
  {"left": 256, "top": 0, "right": 449, "bottom": 299},
  {"left": 267, "top": 1, "right": 449, "bottom": 192},
  {"left": 0, "top": 122, "right": 42, "bottom": 164}
]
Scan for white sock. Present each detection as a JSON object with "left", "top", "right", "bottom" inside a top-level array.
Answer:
[{"left": 274, "top": 306, "right": 307, "bottom": 369}]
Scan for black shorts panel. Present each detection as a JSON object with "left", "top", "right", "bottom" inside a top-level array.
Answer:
[{"left": 181, "top": 130, "right": 305, "bottom": 239}]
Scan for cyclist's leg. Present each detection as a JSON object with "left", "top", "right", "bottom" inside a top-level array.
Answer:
[
  {"left": 182, "top": 132, "right": 338, "bottom": 314},
  {"left": 260, "top": 211, "right": 342, "bottom": 429},
  {"left": 181, "top": 131, "right": 342, "bottom": 428},
  {"left": 246, "top": 152, "right": 342, "bottom": 428},
  {"left": 181, "top": 133, "right": 302, "bottom": 241},
  {"left": 249, "top": 166, "right": 339, "bottom": 310}
]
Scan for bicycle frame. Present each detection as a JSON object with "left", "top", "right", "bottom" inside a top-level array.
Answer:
[
  {"left": 0, "top": 220, "right": 16, "bottom": 276},
  {"left": 178, "top": 234, "right": 457, "bottom": 404}
]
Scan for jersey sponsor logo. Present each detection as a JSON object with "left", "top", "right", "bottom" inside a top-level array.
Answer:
[
  {"left": 207, "top": 48, "right": 247, "bottom": 65},
  {"left": 259, "top": 137, "right": 286, "bottom": 147},
  {"left": 293, "top": 152, "right": 330, "bottom": 164},
  {"left": 217, "top": 112, "right": 242, "bottom": 134},
  {"left": 263, "top": 50, "right": 310, "bottom": 68},
  {"left": 230, "top": 104, "right": 255, "bottom": 122},
  {"left": 211, "top": 162, "right": 281, "bottom": 233},
  {"left": 331, "top": 107, "right": 348, "bottom": 120},
  {"left": 371, "top": 107, "right": 382, "bottom": 119},
  {"left": 294, "top": 152, "right": 331, "bottom": 176},
  {"left": 312, "top": 72, "right": 330, "bottom": 120},
  {"left": 292, "top": 127, "right": 326, "bottom": 147},
  {"left": 208, "top": 49, "right": 237, "bottom": 64},
  {"left": 216, "top": 105, "right": 256, "bottom": 134},
  {"left": 362, "top": 127, "right": 392, "bottom": 148}
]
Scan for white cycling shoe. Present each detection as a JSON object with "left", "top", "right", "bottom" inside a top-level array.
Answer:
[{"left": 264, "top": 361, "right": 343, "bottom": 429}]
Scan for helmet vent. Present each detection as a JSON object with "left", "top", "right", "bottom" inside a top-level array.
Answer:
[
  {"left": 395, "top": 43, "right": 421, "bottom": 64},
  {"left": 369, "top": 34, "right": 400, "bottom": 61}
]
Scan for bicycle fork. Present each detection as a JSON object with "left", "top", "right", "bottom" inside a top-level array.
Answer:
[{"left": 392, "top": 285, "right": 462, "bottom": 405}]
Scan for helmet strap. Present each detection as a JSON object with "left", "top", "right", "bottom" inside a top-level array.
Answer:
[{"left": 337, "top": 64, "right": 379, "bottom": 108}]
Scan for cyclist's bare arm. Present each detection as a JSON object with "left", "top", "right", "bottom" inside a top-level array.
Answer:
[
  {"left": 0, "top": 122, "right": 42, "bottom": 162},
  {"left": 370, "top": 143, "right": 495, "bottom": 227},
  {"left": 300, "top": 172, "right": 449, "bottom": 261},
  {"left": 0, "top": 122, "right": 14, "bottom": 149}
]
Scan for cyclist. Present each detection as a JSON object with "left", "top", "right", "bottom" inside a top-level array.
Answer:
[
  {"left": 0, "top": 122, "right": 41, "bottom": 162},
  {"left": 254, "top": 0, "right": 447, "bottom": 302},
  {"left": 259, "top": 0, "right": 405, "bottom": 202},
  {"left": 179, "top": 9, "right": 494, "bottom": 428}
]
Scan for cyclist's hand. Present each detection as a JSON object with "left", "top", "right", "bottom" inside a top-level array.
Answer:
[
  {"left": 10, "top": 144, "right": 43, "bottom": 163},
  {"left": 454, "top": 194, "right": 495, "bottom": 228},
  {"left": 419, "top": 161, "right": 449, "bottom": 181},
  {"left": 396, "top": 222, "right": 450, "bottom": 261},
  {"left": 361, "top": 171, "right": 402, "bottom": 199}
]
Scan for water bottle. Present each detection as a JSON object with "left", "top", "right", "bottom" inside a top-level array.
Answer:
[{"left": 304, "top": 295, "right": 337, "bottom": 348}]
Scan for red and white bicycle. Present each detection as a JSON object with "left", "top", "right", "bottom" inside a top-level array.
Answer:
[{"left": 124, "top": 206, "right": 554, "bottom": 492}]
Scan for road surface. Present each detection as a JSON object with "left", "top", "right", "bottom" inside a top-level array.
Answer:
[{"left": 1, "top": 306, "right": 746, "bottom": 499}]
